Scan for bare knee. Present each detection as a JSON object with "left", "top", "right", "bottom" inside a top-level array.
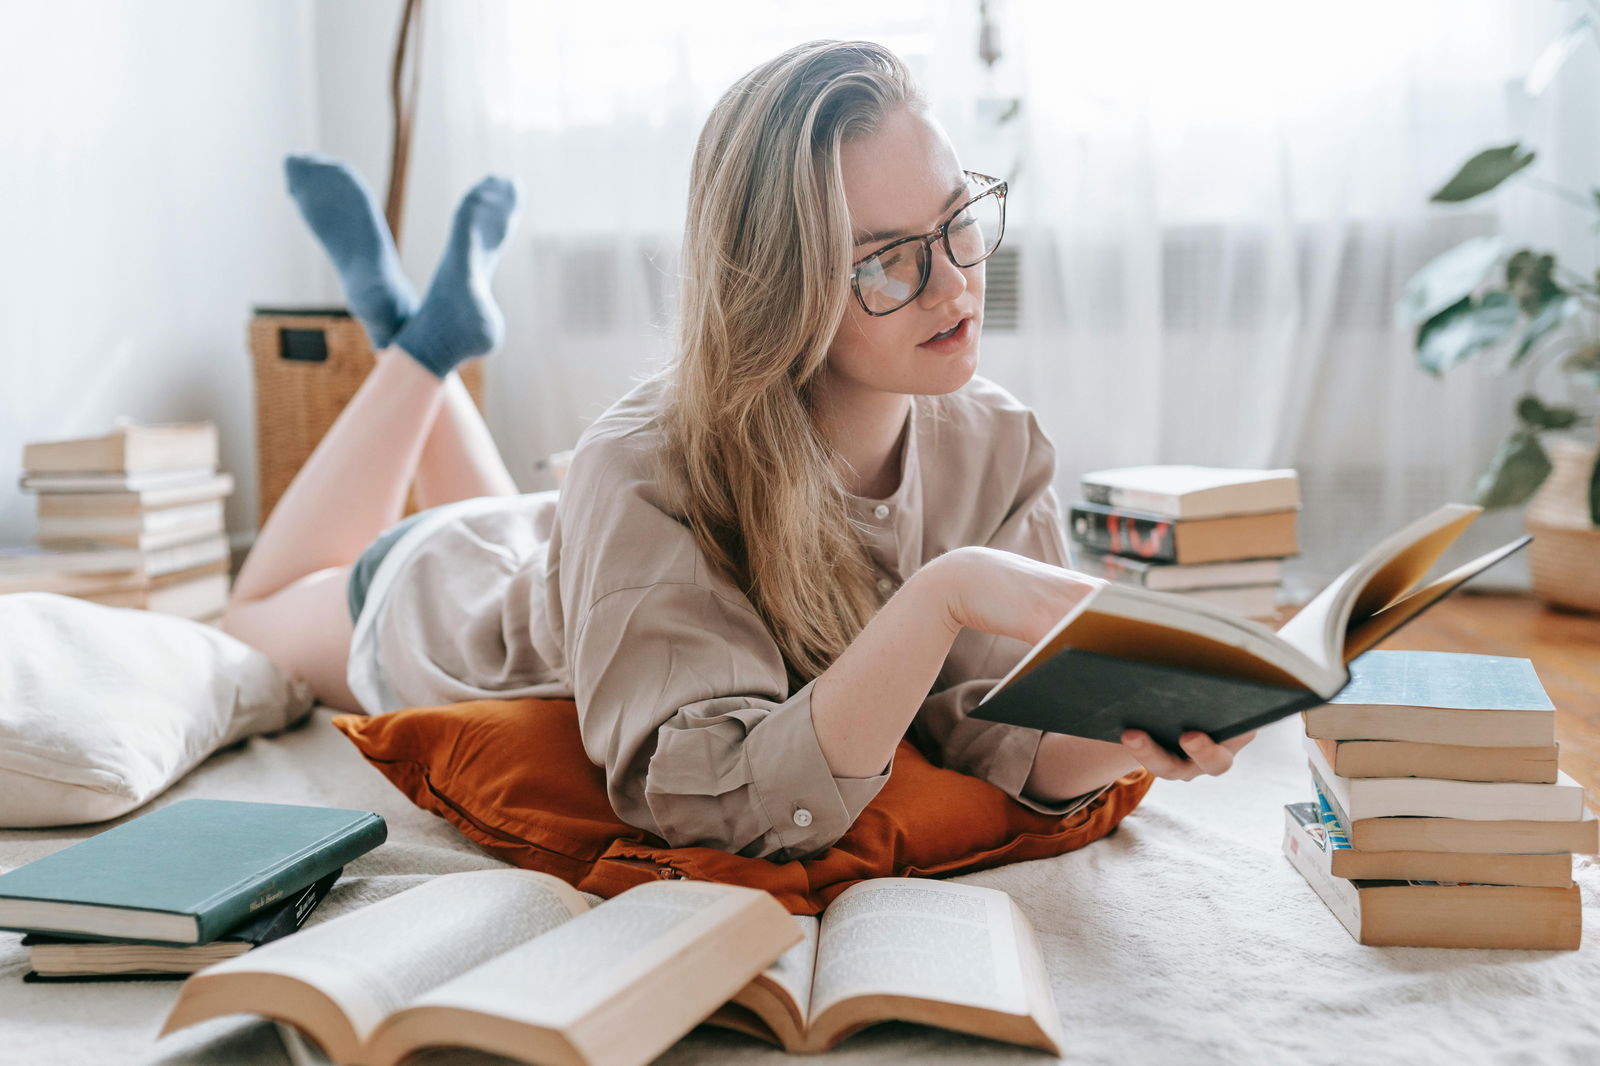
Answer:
[{"left": 222, "top": 567, "right": 362, "bottom": 713}]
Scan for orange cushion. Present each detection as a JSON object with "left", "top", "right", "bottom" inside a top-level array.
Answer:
[{"left": 334, "top": 699, "right": 1152, "bottom": 914}]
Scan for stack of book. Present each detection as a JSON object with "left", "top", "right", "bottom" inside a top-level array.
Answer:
[
  {"left": 0, "top": 799, "right": 385, "bottom": 981},
  {"left": 9, "top": 421, "right": 235, "bottom": 621},
  {"left": 1282, "top": 649, "right": 1594, "bottom": 950},
  {"left": 1066, "top": 465, "right": 1300, "bottom": 620}
]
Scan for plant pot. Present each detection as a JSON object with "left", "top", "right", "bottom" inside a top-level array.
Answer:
[{"left": 1524, "top": 435, "right": 1600, "bottom": 614}]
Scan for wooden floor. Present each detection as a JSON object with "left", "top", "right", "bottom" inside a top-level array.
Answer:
[{"left": 1368, "top": 591, "right": 1600, "bottom": 811}]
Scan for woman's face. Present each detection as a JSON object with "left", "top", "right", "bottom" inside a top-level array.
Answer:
[{"left": 824, "top": 105, "right": 984, "bottom": 402}]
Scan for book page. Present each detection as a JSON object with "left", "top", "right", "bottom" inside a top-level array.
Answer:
[
  {"left": 185, "top": 869, "right": 586, "bottom": 1044},
  {"left": 808, "top": 880, "right": 1027, "bottom": 1022},
  {"left": 760, "top": 914, "right": 820, "bottom": 1021},
  {"left": 1275, "top": 504, "right": 1477, "bottom": 673},
  {"left": 397, "top": 881, "right": 772, "bottom": 1032}
]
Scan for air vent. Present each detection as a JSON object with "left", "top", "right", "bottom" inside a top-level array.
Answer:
[{"left": 984, "top": 244, "right": 1021, "bottom": 331}]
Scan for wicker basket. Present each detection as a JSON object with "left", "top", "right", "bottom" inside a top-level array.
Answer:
[
  {"left": 1525, "top": 436, "right": 1600, "bottom": 614},
  {"left": 249, "top": 307, "right": 484, "bottom": 526}
]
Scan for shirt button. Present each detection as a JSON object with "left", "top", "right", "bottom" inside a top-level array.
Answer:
[
  {"left": 876, "top": 577, "right": 894, "bottom": 595},
  {"left": 793, "top": 807, "right": 814, "bottom": 828},
  {"left": 873, "top": 503, "right": 891, "bottom": 520}
]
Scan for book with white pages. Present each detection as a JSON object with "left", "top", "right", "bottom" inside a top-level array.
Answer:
[
  {"left": 1079, "top": 464, "right": 1300, "bottom": 518},
  {"left": 1305, "top": 735, "right": 1587, "bottom": 822},
  {"left": 33, "top": 472, "right": 234, "bottom": 513},
  {"left": 34, "top": 500, "right": 224, "bottom": 539},
  {"left": 20, "top": 467, "right": 219, "bottom": 493},
  {"left": 972, "top": 503, "right": 1528, "bottom": 752}
]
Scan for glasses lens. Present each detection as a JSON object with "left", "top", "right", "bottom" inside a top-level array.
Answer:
[
  {"left": 946, "top": 187, "right": 1004, "bottom": 268},
  {"left": 856, "top": 240, "right": 929, "bottom": 314}
]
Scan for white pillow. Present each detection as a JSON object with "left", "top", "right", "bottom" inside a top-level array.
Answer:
[{"left": 0, "top": 593, "right": 315, "bottom": 827}]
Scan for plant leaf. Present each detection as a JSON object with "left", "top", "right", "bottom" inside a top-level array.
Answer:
[
  {"left": 1416, "top": 291, "right": 1520, "bottom": 375},
  {"left": 1590, "top": 451, "right": 1600, "bottom": 526},
  {"left": 1395, "top": 235, "right": 1504, "bottom": 327},
  {"left": 1515, "top": 393, "right": 1580, "bottom": 430},
  {"left": 1430, "top": 144, "right": 1537, "bottom": 203},
  {"left": 1525, "top": 15, "right": 1591, "bottom": 98},
  {"left": 1510, "top": 294, "right": 1577, "bottom": 367},
  {"left": 1564, "top": 342, "right": 1600, "bottom": 387},
  {"left": 1474, "top": 430, "right": 1553, "bottom": 509}
]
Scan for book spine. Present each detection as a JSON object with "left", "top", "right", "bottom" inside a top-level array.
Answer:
[
  {"left": 190, "top": 817, "right": 385, "bottom": 943},
  {"left": 1069, "top": 506, "right": 1177, "bottom": 562}
]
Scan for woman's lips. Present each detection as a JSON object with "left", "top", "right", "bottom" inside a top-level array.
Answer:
[{"left": 918, "top": 316, "right": 974, "bottom": 354}]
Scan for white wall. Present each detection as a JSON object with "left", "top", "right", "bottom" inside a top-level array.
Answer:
[{"left": 0, "top": 0, "right": 326, "bottom": 548}]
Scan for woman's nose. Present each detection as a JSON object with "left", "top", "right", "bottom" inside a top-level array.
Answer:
[{"left": 918, "top": 244, "right": 970, "bottom": 308}]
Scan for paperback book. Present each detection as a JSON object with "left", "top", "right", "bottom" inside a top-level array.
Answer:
[{"left": 165, "top": 872, "right": 1064, "bottom": 1066}]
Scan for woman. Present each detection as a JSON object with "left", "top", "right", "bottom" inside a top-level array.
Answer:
[{"left": 226, "top": 40, "right": 1254, "bottom": 862}]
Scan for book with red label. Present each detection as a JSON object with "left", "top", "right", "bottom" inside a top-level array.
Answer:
[{"left": 1068, "top": 500, "right": 1298, "bottom": 564}]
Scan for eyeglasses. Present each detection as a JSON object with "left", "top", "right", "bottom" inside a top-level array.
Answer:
[{"left": 849, "top": 171, "right": 1008, "bottom": 317}]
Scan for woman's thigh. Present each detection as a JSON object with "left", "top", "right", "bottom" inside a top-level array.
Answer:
[{"left": 221, "top": 565, "right": 360, "bottom": 713}]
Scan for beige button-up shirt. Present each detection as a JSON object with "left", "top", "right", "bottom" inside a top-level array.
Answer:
[{"left": 347, "top": 373, "right": 1088, "bottom": 862}]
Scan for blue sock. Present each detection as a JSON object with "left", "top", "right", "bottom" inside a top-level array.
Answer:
[
  {"left": 284, "top": 154, "right": 417, "bottom": 350},
  {"left": 392, "top": 176, "right": 519, "bottom": 378}
]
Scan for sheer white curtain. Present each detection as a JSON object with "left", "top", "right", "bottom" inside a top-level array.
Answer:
[{"left": 403, "top": 0, "right": 1571, "bottom": 594}]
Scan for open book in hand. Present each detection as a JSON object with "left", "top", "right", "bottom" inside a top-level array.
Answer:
[
  {"left": 972, "top": 503, "right": 1529, "bottom": 753},
  {"left": 704, "top": 878, "right": 1063, "bottom": 1054},
  {"left": 161, "top": 870, "right": 799, "bottom": 1066}
]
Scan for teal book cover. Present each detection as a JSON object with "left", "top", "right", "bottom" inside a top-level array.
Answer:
[
  {"left": 0, "top": 799, "right": 384, "bottom": 944},
  {"left": 1330, "top": 650, "right": 1554, "bottom": 711}
]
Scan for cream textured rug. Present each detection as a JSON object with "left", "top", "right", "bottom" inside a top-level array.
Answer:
[{"left": 2, "top": 707, "right": 1597, "bottom": 1066}]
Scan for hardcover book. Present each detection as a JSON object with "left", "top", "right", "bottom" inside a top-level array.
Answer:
[
  {"left": 1305, "top": 736, "right": 1586, "bottom": 821},
  {"left": 1079, "top": 465, "right": 1300, "bottom": 519},
  {"left": 163, "top": 870, "right": 805, "bottom": 1066},
  {"left": 33, "top": 471, "right": 235, "bottom": 515},
  {"left": 1068, "top": 500, "right": 1298, "bottom": 564},
  {"left": 973, "top": 503, "right": 1526, "bottom": 751},
  {"left": 1068, "top": 546, "right": 1284, "bottom": 591},
  {"left": 702, "top": 878, "right": 1062, "bottom": 1054},
  {"left": 1309, "top": 789, "right": 1572, "bottom": 888},
  {"left": 1311, "top": 736, "right": 1559, "bottom": 784},
  {"left": 1281, "top": 801, "right": 1581, "bottom": 949},
  {"left": 0, "top": 800, "right": 385, "bottom": 944},
  {"left": 163, "top": 871, "right": 1062, "bottom": 1066},
  {"left": 22, "top": 421, "right": 218, "bottom": 476},
  {"left": 20, "top": 467, "right": 221, "bottom": 493},
  {"left": 23, "top": 867, "right": 341, "bottom": 981},
  {"left": 1302, "top": 650, "right": 1556, "bottom": 748}
]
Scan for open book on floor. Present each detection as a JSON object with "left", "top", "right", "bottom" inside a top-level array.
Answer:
[
  {"left": 973, "top": 503, "right": 1528, "bottom": 752},
  {"left": 703, "top": 878, "right": 1063, "bottom": 1055},
  {"left": 162, "top": 869, "right": 799, "bottom": 1066}
]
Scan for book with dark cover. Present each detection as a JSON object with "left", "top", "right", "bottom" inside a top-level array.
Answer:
[
  {"left": 1068, "top": 546, "right": 1284, "bottom": 591},
  {"left": 973, "top": 504, "right": 1527, "bottom": 753},
  {"left": 22, "top": 867, "right": 341, "bottom": 982},
  {"left": 0, "top": 800, "right": 384, "bottom": 944},
  {"left": 1068, "top": 500, "right": 1298, "bottom": 564}
]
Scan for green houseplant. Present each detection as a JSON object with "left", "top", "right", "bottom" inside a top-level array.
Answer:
[{"left": 1396, "top": 18, "right": 1600, "bottom": 611}]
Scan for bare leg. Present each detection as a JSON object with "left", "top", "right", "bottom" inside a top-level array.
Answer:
[
  {"left": 223, "top": 352, "right": 445, "bottom": 710},
  {"left": 409, "top": 365, "right": 518, "bottom": 509}
]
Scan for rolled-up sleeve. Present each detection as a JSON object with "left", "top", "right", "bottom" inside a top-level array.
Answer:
[
  {"left": 572, "top": 581, "right": 891, "bottom": 861},
  {"left": 910, "top": 407, "right": 1106, "bottom": 817}
]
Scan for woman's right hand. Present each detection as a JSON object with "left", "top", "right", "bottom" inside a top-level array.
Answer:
[{"left": 919, "top": 546, "right": 1105, "bottom": 647}]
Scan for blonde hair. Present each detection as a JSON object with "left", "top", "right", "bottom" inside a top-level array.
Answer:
[{"left": 660, "top": 40, "right": 923, "bottom": 681}]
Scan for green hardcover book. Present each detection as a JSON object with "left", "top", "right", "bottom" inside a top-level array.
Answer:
[{"left": 0, "top": 799, "right": 385, "bottom": 944}]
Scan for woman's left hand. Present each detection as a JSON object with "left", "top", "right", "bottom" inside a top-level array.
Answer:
[{"left": 1119, "top": 729, "right": 1256, "bottom": 781}]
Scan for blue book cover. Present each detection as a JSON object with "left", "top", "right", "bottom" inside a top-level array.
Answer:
[
  {"left": 0, "top": 799, "right": 384, "bottom": 944},
  {"left": 1330, "top": 651, "right": 1553, "bottom": 711}
]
